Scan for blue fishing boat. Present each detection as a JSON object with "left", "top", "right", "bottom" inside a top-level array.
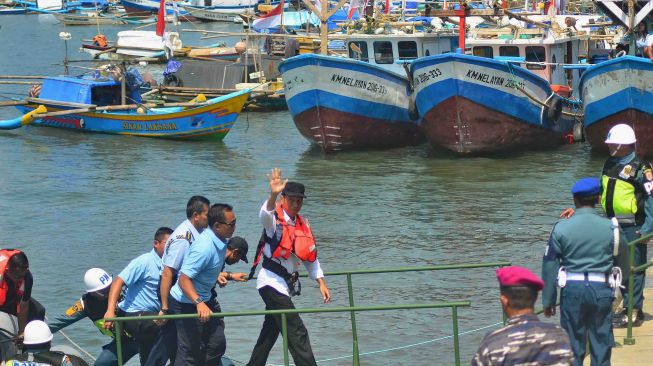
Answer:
[
  {"left": 411, "top": 52, "right": 576, "bottom": 154},
  {"left": 278, "top": 32, "right": 458, "bottom": 152},
  {"left": 278, "top": 53, "right": 418, "bottom": 152},
  {"left": 1, "top": 74, "right": 250, "bottom": 141},
  {"left": 0, "top": 6, "right": 28, "bottom": 14},
  {"left": 579, "top": 56, "right": 653, "bottom": 157}
]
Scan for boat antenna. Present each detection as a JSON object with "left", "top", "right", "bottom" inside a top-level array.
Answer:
[{"left": 59, "top": 31, "right": 72, "bottom": 75}]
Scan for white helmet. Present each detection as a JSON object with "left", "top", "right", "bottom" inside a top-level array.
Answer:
[
  {"left": 84, "top": 268, "right": 112, "bottom": 293},
  {"left": 23, "top": 320, "right": 53, "bottom": 345},
  {"left": 605, "top": 124, "right": 636, "bottom": 144}
]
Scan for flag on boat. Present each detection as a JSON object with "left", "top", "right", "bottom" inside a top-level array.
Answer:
[
  {"left": 156, "top": 0, "right": 166, "bottom": 37},
  {"left": 347, "top": 0, "right": 366, "bottom": 19},
  {"left": 252, "top": 0, "right": 285, "bottom": 31}
]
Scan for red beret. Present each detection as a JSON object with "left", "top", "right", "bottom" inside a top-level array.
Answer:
[{"left": 496, "top": 266, "right": 544, "bottom": 291}]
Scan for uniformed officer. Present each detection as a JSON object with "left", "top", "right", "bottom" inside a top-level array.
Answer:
[
  {"left": 471, "top": 266, "right": 573, "bottom": 366},
  {"left": 6, "top": 320, "right": 88, "bottom": 366},
  {"left": 600, "top": 124, "right": 653, "bottom": 326},
  {"left": 156, "top": 195, "right": 210, "bottom": 364},
  {"left": 543, "top": 177, "right": 629, "bottom": 366},
  {"left": 48, "top": 268, "right": 133, "bottom": 366},
  {"left": 102, "top": 227, "right": 173, "bottom": 366}
]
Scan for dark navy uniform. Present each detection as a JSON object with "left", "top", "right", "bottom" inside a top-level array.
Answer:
[
  {"left": 542, "top": 178, "right": 629, "bottom": 366},
  {"left": 472, "top": 266, "right": 573, "bottom": 366}
]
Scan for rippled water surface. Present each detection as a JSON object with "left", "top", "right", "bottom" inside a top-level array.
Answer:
[{"left": 0, "top": 14, "right": 607, "bottom": 365}]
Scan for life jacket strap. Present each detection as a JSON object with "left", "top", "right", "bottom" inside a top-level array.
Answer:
[
  {"left": 248, "top": 229, "right": 268, "bottom": 280},
  {"left": 262, "top": 257, "right": 301, "bottom": 297}
]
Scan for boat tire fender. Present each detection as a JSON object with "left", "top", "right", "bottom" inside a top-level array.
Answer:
[
  {"left": 545, "top": 93, "right": 562, "bottom": 123},
  {"left": 163, "top": 74, "right": 183, "bottom": 88},
  {"left": 573, "top": 122, "right": 584, "bottom": 142},
  {"left": 616, "top": 50, "right": 627, "bottom": 58}
]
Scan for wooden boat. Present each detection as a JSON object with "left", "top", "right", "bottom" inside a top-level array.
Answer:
[
  {"left": 53, "top": 12, "right": 127, "bottom": 25},
  {"left": 0, "top": 5, "right": 27, "bottom": 13},
  {"left": 278, "top": 30, "right": 458, "bottom": 152},
  {"left": 409, "top": 15, "right": 599, "bottom": 155},
  {"left": 2, "top": 75, "right": 251, "bottom": 141},
  {"left": 580, "top": 56, "right": 653, "bottom": 157},
  {"left": 182, "top": 1, "right": 256, "bottom": 22}
]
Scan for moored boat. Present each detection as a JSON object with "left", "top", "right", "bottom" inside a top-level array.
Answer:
[
  {"left": 6, "top": 74, "right": 250, "bottom": 141},
  {"left": 580, "top": 56, "right": 653, "bottom": 157},
  {"left": 411, "top": 53, "right": 573, "bottom": 155},
  {"left": 279, "top": 53, "right": 420, "bottom": 152}
]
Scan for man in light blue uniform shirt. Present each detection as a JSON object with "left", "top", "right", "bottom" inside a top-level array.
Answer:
[
  {"left": 155, "top": 195, "right": 209, "bottom": 365},
  {"left": 101, "top": 227, "right": 173, "bottom": 366},
  {"left": 169, "top": 203, "right": 246, "bottom": 365}
]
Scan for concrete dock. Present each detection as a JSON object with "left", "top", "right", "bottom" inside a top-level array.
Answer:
[{"left": 610, "top": 286, "right": 653, "bottom": 366}]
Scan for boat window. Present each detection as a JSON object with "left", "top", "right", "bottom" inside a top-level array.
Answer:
[
  {"left": 473, "top": 46, "right": 493, "bottom": 58},
  {"left": 348, "top": 41, "right": 369, "bottom": 62},
  {"left": 373, "top": 41, "right": 394, "bottom": 64},
  {"left": 91, "top": 85, "right": 122, "bottom": 106},
  {"left": 398, "top": 41, "right": 418, "bottom": 60},
  {"left": 499, "top": 46, "right": 519, "bottom": 57},
  {"left": 525, "top": 46, "right": 546, "bottom": 70}
]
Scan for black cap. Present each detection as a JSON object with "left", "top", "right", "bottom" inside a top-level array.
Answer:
[
  {"left": 282, "top": 182, "right": 306, "bottom": 198},
  {"left": 228, "top": 236, "right": 248, "bottom": 263}
]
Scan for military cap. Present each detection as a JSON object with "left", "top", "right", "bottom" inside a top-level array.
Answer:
[
  {"left": 496, "top": 266, "right": 544, "bottom": 291},
  {"left": 227, "top": 236, "right": 249, "bottom": 263},
  {"left": 571, "top": 177, "right": 601, "bottom": 197},
  {"left": 282, "top": 182, "right": 306, "bottom": 198}
]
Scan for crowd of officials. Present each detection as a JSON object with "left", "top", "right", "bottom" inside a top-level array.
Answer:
[{"left": 1, "top": 123, "right": 652, "bottom": 366}]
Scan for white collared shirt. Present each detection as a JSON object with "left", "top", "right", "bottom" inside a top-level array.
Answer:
[{"left": 256, "top": 201, "right": 324, "bottom": 296}]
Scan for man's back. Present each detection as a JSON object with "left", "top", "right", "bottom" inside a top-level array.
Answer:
[{"left": 471, "top": 314, "right": 573, "bottom": 366}]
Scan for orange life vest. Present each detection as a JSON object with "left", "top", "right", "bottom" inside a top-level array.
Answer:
[
  {"left": 93, "top": 34, "right": 108, "bottom": 48},
  {"left": 0, "top": 249, "right": 25, "bottom": 312},
  {"left": 271, "top": 204, "right": 317, "bottom": 262}
]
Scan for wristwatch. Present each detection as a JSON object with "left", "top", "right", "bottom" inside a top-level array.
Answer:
[
  {"left": 193, "top": 297, "right": 204, "bottom": 305},
  {"left": 160, "top": 308, "right": 169, "bottom": 314}
]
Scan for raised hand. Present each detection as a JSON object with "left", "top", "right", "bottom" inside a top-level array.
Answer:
[{"left": 267, "top": 167, "right": 288, "bottom": 195}]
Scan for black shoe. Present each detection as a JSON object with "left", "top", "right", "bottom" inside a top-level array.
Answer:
[
  {"left": 634, "top": 309, "right": 645, "bottom": 327},
  {"left": 614, "top": 309, "right": 645, "bottom": 328}
]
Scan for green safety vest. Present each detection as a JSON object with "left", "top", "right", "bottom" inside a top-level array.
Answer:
[{"left": 601, "top": 158, "right": 645, "bottom": 224}]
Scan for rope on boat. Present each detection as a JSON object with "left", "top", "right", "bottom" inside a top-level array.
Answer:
[
  {"left": 505, "top": 61, "right": 584, "bottom": 118},
  {"left": 269, "top": 321, "right": 504, "bottom": 365}
]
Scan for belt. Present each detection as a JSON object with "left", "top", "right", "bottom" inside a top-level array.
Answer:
[{"left": 566, "top": 272, "right": 608, "bottom": 283}]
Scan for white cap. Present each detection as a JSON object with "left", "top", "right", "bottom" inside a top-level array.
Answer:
[
  {"left": 84, "top": 268, "right": 112, "bottom": 293},
  {"left": 605, "top": 124, "right": 636, "bottom": 145},
  {"left": 23, "top": 320, "right": 53, "bottom": 345}
]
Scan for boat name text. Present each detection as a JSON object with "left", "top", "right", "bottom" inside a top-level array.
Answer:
[
  {"left": 466, "top": 69, "right": 525, "bottom": 90},
  {"left": 122, "top": 122, "right": 178, "bottom": 131},
  {"left": 330, "top": 74, "right": 388, "bottom": 95},
  {"left": 413, "top": 68, "right": 442, "bottom": 86}
]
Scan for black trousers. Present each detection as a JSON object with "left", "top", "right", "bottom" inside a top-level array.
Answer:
[
  {"left": 119, "top": 309, "right": 160, "bottom": 365},
  {"left": 170, "top": 296, "right": 225, "bottom": 366},
  {"left": 246, "top": 286, "right": 317, "bottom": 366}
]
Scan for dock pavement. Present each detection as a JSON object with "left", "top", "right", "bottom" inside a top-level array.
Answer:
[{"left": 595, "top": 271, "right": 653, "bottom": 365}]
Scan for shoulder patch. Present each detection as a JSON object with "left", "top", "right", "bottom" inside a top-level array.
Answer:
[{"left": 65, "top": 299, "right": 84, "bottom": 317}]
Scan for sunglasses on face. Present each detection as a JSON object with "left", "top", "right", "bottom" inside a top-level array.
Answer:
[{"left": 218, "top": 219, "right": 237, "bottom": 227}]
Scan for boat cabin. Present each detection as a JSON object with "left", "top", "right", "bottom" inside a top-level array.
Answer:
[
  {"left": 344, "top": 32, "right": 459, "bottom": 75},
  {"left": 39, "top": 76, "right": 140, "bottom": 107},
  {"left": 467, "top": 22, "right": 606, "bottom": 96}
]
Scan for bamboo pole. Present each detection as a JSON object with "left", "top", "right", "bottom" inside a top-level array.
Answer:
[
  {"left": 504, "top": 9, "right": 549, "bottom": 28},
  {"left": 0, "top": 81, "right": 41, "bottom": 85},
  {"left": 28, "top": 99, "right": 221, "bottom": 119},
  {"left": 0, "top": 100, "right": 28, "bottom": 107},
  {"left": 0, "top": 76, "right": 45, "bottom": 79}
]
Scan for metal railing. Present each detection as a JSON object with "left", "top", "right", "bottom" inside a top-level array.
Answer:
[
  {"left": 109, "top": 302, "right": 471, "bottom": 366},
  {"left": 107, "top": 261, "right": 510, "bottom": 366},
  {"left": 624, "top": 232, "right": 653, "bottom": 345}
]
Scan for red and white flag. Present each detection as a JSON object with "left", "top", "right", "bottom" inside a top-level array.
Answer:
[
  {"left": 252, "top": 0, "right": 285, "bottom": 30},
  {"left": 348, "top": 0, "right": 365, "bottom": 19},
  {"left": 156, "top": 0, "right": 166, "bottom": 37}
]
